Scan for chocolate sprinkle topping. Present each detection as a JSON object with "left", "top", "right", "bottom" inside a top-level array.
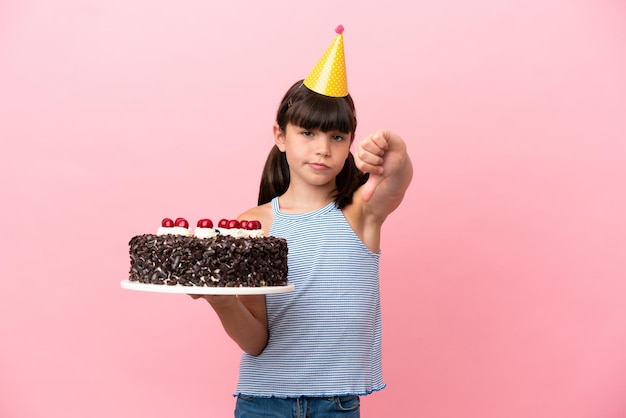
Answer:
[{"left": 128, "top": 234, "right": 288, "bottom": 287}]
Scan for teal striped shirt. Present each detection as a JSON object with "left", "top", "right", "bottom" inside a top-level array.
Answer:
[{"left": 235, "top": 197, "right": 385, "bottom": 397}]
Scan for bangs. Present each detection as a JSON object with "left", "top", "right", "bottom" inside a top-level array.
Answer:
[{"left": 280, "top": 83, "right": 357, "bottom": 135}]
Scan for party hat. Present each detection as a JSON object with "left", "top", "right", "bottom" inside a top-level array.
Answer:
[{"left": 303, "top": 25, "right": 348, "bottom": 97}]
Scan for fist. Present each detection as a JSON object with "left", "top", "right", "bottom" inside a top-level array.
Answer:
[{"left": 355, "top": 130, "right": 391, "bottom": 201}]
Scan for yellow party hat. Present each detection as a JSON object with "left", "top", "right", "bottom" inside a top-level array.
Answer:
[{"left": 304, "top": 25, "right": 348, "bottom": 97}]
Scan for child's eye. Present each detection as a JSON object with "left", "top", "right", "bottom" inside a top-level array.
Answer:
[
  {"left": 332, "top": 135, "right": 345, "bottom": 142},
  {"left": 302, "top": 131, "right": 314, "bottom": 137}
]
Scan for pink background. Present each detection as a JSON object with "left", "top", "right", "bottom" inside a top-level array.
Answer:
[{"left": 1, "top": 1, "right": 625, "bottom": 417}]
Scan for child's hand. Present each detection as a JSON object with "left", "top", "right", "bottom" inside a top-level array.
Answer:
[
  {"left": 355, "top": 129, "right": 406, "bottom": 202},
  {"left": 189, "top": 294, "right": 237, "bottom": 307},
  {"left": 355, "top": 129, "right": 387, "bottom": 201}
]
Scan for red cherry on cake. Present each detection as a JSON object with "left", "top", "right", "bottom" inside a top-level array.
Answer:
[
  {"left": 197, "top": 219, "right": 213, "bottom": 228},
  {"left": 227, "top": 219, "right": 240, "bottom": 229},
  {"left": 239, "top": 220, "right": 249, "bottom": 229},
  {"left": 218, "top": 218, "right": 229, "bottom": 228},
  {"left": 246, "top": 220, "right": 262, "bottom": 230},
  {"left": 174, "top": 217, "right": 189, "bottom": 228},
  {"left": 161, "top": 218, "right": 175, "bottom": 228}
]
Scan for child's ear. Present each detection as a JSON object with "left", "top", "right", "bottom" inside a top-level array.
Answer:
[{"left": 273, "top": 123, "right": 286, "bottom": 152}]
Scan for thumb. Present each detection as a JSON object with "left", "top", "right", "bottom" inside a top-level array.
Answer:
[{"left": 361, "top": 172, "right": 384, "bottom": 202}]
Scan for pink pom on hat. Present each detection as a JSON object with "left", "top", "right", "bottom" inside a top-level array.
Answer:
[{"left": 303, "top": 25, "right": 349, "bottom": 97}]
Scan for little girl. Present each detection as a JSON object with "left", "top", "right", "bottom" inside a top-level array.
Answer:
[{"left": 193, "top": 28, "right": 413, "bottom": 418}]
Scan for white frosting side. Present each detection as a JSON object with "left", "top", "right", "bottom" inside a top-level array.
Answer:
[
  {"left": 247, "top": 229, "right": 265, "bottom": 238},
  {"left": 157, "top": 226, "right": 172, "bottom": 236},
  {"left": 173, "top": 226, "right": 192, "bottom": 236},
  {"left": 157, "top": 226, "right": 192, "bottom": 236},
  {"left": 194, "top": 227, "right": 218, "bottom": 239},
  {"left": 158, "top": 225, "right": 264, "bottom": 238},
  {"left": 215, "top": 228, "right": 265, "bottom": 238}
]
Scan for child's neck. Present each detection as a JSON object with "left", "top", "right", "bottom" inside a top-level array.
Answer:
[{"left": 278, "top": 188, "right": 334, "bottom": 214}]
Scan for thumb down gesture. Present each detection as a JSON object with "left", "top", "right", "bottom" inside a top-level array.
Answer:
[{"left": 354, "top": 129, "right": 413, "bottom": 207}]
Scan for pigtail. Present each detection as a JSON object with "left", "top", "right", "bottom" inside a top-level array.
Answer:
[
  {"left": 258, "top": 145, "right": 290, "bottom": 206},
  {"left": 333, "top": 152, "right": 369, "bottom": 209}
]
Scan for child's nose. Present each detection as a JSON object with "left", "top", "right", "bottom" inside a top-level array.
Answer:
[{"left": 316, "top": 137, "right": 332, "bottom": 156}]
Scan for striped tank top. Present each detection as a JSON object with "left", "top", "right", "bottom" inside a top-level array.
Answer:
[{"left": 235, "top": 197, "right": 385, "bottom": 397}]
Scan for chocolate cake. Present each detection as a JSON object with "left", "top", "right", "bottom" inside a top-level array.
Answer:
[{"left": 128, "top": 218, "right": 288, "bottom": 288}]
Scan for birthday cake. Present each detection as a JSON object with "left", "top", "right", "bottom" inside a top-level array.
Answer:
[{"left": 128, "top": 218, "right": 288, "bottom": 288}]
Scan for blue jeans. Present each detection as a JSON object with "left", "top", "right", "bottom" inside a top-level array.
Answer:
[{"left": 234, "top": 395, "right": 361, "bottom": 418}]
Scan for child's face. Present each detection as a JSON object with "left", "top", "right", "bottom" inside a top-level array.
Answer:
[{"left": 276, "top": 123, "right": 352, "bottom": 187}]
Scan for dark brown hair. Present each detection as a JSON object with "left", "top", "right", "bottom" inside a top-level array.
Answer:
[{"left": 258, "top": 80, "right": 369, "bottom": 208}]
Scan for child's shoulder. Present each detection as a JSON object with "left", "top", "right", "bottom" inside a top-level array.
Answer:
[
  {"left": 342, "top": 186, "right": 387, "bottom": 253},
  {"left": 238, "top": 202, "right": 274, "bottom": 235},
  {"left": 342, "top": 186, "right": 367, "bottom": 220}
]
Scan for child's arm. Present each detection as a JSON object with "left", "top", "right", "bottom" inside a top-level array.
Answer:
[
  {"left": 191, "top": 294, "right": 268, "bottom": 356},
  {"left": 354, "top": 129, "right": 413, "bottom": 220},
  {"left": 190, "top": 205, "right": 273, "bottom": 356}
]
